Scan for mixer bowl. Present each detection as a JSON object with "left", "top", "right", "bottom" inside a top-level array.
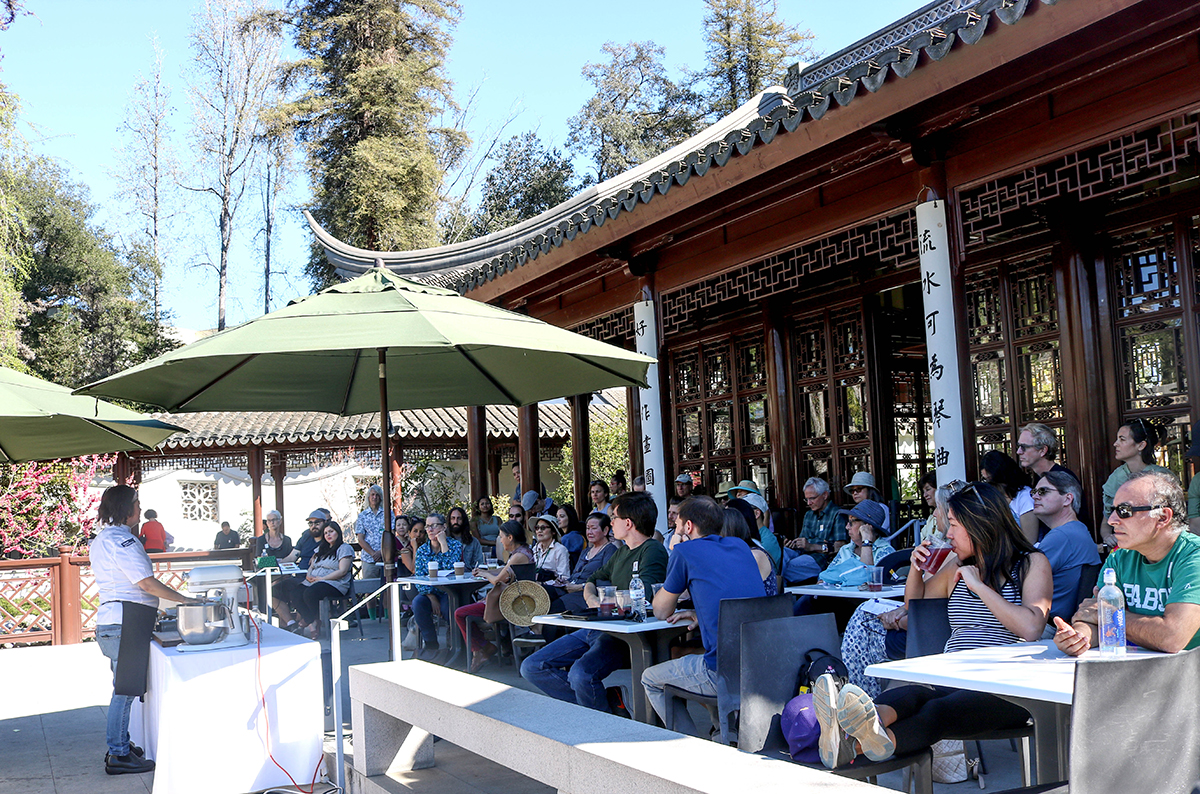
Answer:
[{"left": 177, "top": 603, "right": 229, "bottom": 645}]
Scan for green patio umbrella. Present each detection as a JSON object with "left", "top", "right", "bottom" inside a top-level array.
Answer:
[
  {"left": 76, "top": 268, "right": 654, "bottom": 579},
  {"left": 0, "top": 366, "right": 184, "bottom": 463}
]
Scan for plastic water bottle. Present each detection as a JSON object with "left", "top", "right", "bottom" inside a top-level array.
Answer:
[
  {"left": 1098, "top": 568, "right": 1126, "bottom": 658},
  {"left": 629, "top": 561, "right": 646, "bottom": 619}
]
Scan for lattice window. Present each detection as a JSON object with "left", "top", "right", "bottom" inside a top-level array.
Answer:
[
  {"left": 960, "top": 113, "right": 1200, "bottom": 249},
  {"left": 892, "top": 366, "right": 935, "bottom": 502},
  {"left": 1119, "top": 319, "right": 1187, "bottom": 412},
  {"left": 1114, "top": 225, "right": 1180, "bottom": 319},
  {"left": 661, "top": 210, "right": 918, "bottom": 337},
  {"left": 140, "top": 453, "right": 248, "bottom": 473},
  {"left": 179, "top": 481, "right": 218, "bottom": 522},
  {"left": 570, "top": 307, "right": 635, "bottom": 349}
]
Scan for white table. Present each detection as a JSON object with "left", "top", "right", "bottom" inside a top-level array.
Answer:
[
  {"left": 532, "top": 613, "right": 691, "bottom": 724},
  {"left": 865, "top": 640, "right": 1163, "bottom": 784},
  {"left": 396, "top": 571, "right": 490, "bottom": 663},
  {"left": 786, "top": 583, "right": 906, "bottom": 599},
  {"left": 130, "top": 620, "right": 324, "bottom": 794}
]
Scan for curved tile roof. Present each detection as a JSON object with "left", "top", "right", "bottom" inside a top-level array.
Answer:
[
  {"left": 310, "top": 0, "right": 1057, "bottom": 296},
  {"left": 151, "top": 390, "right": 625, "bottom": 451}
]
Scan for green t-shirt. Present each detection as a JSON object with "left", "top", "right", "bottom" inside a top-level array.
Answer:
[
  {"left": 1100, "top": 531, "right": 1200, "bottom": 650},
  {"left": 1188, "top": 475, "right": 1200, "bottom": 520},
  {"left": 588, "top": 537, "right": 669, "bottom": 590}
]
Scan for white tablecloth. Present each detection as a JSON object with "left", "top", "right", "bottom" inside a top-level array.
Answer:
[{"left": 130, "top": 620, "right": 325, "bottom": 794}]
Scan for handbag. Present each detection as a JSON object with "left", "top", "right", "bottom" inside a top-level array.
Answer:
[{"left": 931, "top": 738, "right": 969, "bottom": 783}]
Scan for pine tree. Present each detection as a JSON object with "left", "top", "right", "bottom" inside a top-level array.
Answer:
[
  {"left": 276, "top": 0, "right": 467, "bottom": 290},
  {"left": 695, "top": 0, "right": 818, "bottom": 120},
  {"left": 472, "top": 132, "right": 576, "bottom": 237}
]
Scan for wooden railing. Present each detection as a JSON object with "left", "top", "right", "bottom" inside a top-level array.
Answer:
[{"left": 0, "top": 547, "right": 253, "bottom": 646}]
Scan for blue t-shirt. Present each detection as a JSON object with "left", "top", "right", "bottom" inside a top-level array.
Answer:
[
  {"left": 1036, "top": 519, "right": 1101, "bottom": 621},
  {"left": 295, "top": 532, "right": 320, "bottom": 569},
  {"left": 561, "top": 531, "right": 585, "bottom": 555},
  {"left": 663, "top": 534, "right": 766, "bottom": 670}
]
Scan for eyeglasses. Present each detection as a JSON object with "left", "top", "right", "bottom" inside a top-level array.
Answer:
[
  {"left": 306, "top": 519, "right": 321, "bottom": 524},
  {"left": 847, "top": 486, "right": 867, "bottom": 494},
  {"left": 1015, "top": 443, "right": 1042, "bottom": 453},
  {"left": 1032, "top": 486, "right": 1062, "bottom": 497},
  {"left": 1111, "top": 503, "right": 1164, "bottom": 519},
  {"left": 427, "top": 521, "right": 444, "bottom": 526},
  {"left": 958, "top": 481, "right": 988, "bottom": 504}
]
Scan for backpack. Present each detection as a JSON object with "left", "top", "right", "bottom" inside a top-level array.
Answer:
[{"left": 800, "top": 647, "right": 849, "bottom": 692}]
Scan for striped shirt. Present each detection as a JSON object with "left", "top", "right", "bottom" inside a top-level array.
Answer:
[{"left": 945, "top": 559, "right": 1025, "bottom": 653}]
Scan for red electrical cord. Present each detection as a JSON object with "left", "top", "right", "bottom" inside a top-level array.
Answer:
[{"left": 244, "top": 580, "right": 326, "bottom": 793}]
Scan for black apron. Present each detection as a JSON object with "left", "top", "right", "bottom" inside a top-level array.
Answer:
[{"left": 114, "top": 601, "right": 157, "bottom": 698}]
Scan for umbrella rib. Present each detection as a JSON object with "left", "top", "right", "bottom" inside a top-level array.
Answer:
[
  {"left": 0, "top": 437, "right": 13, "bottom": 463},
  {"left": 81, "top": 419, "right": 159, "bottom": 452},
  {"left": 565, "top": 352, "right": 646, "bottom": 390},
  {"left": 177, "top": 354, "right": 258, "bottom": 410},
  {"left": 455, "top": 346, "right": 521, "bottom": 405},
  {"left": 340, "top": 348, "right": 361, "bottom": 416}
]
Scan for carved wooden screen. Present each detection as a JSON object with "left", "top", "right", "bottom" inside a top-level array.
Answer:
[
  {"left": 1107, "top": 220, "right": 1198, "bottom": 472},
  {"left": 669, "top": 330, "right": 771, "bottom": 494},
  {"left": 965, "top": 252, "right": 1067, "bottom": 465},
  {"left": 790, "top": 303, "right": 871, "bottom": 491}
]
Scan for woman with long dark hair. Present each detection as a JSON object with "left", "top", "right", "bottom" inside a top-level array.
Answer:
[
  {"left": 556, "top": 503, "right": 585, "bottom": 557},
  {"left": 980, "top": 449, "right": 1037, "bottom": 543},
  {"left": 814, "top": 482, "right": 1051, "bottom": 770},
  {"left": 1102, "top": 418, "right": 1172, "bottom": 518},
  {"left": 589, "top": 479, "right": 612, "bottom": 516},
  {"left": 297, "top": 521, "right": 355, "bottom": 639},
  {"left": 471, "top": 496, "right": 501, "bottom": 552},
  {"left": 454, "top": 520, "right": 535, "bottom": 671}
]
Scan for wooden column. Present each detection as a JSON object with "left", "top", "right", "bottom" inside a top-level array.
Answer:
[
  {"left": 571, "top": 393, "right": 593, "bottom": 511},
  {"left": 518, "top": 404, "right": 540, "bottom": 498},
  {"left": 488, "top": 451, "right": 501, "bottom": 497},
  {"left": 271, "top": 452, "right": 287, "bottom": 523},
  {"left": 113, "top": 453, "right": 131, "bottom": 486},
  {"left": 57, "top": 546, "right": 81, "bottom": 644},
  {"left": 390, "top": 438, "right": 404, "bottom": 510},
  {"left": 467, "top": 406, "right": 489, "bottom": 508},
  {"left": 763, "top": 299, "right": 795, "bottom": 509},
  {"left": 626, "top": 387, "right": 643, "bottom": 482},
  {"left": 248, "top": 446, "right": 265, "bottom": 537}
]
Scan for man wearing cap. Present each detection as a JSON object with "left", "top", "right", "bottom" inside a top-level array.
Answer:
[
  {"left": 714, "top": 482, "right": 733, "bottom": 504},
  {"left": 788, "top": 477, "right": 847, "bottom": 569},
  {"left": 296, "top": 508, "right": 329, "bottom": 570},
  {"left": 642, "top": 495, "right": 764, "bottom": 739},
  {"left": 675, "top": 473, "right": 694, "bottom": 499},
  {"left": 521, "top": 489, "right": 555, "bottom": 520}
]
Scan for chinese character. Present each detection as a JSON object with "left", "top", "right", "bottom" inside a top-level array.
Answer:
[
  {"left": 643, "top": 405, "right": 651, "bottom": 422},
  {"left": 920, "top": 229, "right": 936, "bottom": 254},
  {"left": 925, "top": 310, "right": 939, "bottom": 335},
  {"left": 922, "top": 270, "right": 941, "bottom": 294},
  {"left": 645, "top": 468, "right": 655, "bottom": 486},
  {"left": 932, "top": 399, "right": 951, "bottom": 428},
  {"left": 634, "top": 319, "right": 647, "bottom": 337},
  {"left": 643, "top": 434, "right": 652, "bottom": 454},
  {"left": 929, "top": 353, "right": 944, "bottom": 381},
  {"left": 936, "top": 446, "right": 950, "bottom": 467}
]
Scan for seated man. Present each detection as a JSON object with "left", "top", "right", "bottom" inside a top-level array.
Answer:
[
  {"left": 520, "top": 491, "right": 668, "bottom": 712},
  {"left": 1055, "top": 470, "right": 1200, "bottom": 655},
  {"left": 1031, "top": 470, "right": 1100, "bottom": 631},
  {"left": 786, "top": 477, "right": 846, "bottom": 569},
  {"left": 641, "top": 496, "right": 764, "bottom": 737}
]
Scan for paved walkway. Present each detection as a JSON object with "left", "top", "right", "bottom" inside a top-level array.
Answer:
[{"left": 0, "top": 616, "right": 1027, "bottom": 793}]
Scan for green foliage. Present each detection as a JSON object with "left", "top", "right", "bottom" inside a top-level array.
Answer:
[
  {"left": 567, "top": 41, "right": 704, "bottom": 185},
  {"left": 694, "top": 0, "right": 819, "bottom": 120},
  {"left": 400, "top": 458, "right": 468, "bottom": 519},
  {"left": 4, "top": 154, "right": 177, "bottom": 387},
  {"left": 550, "top": 403, "right": 630, "bottom": 507},
  {"left": 470, "top": 132, "right": 577, "bottom": 236},
  {"left": 276, "top": 0, "right": 467, "bottom": 290}
]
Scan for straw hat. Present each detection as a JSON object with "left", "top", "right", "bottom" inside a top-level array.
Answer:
[{"left": 499, "top": 580, "right": 551, "bottom": 627}]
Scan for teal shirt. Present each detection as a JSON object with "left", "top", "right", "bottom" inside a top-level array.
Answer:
[
  {"left": 1100, "top": 531, "right": 1200, "bottom": 650},
  {"left": 1188, "top": 475, "right": 1200, "bottom": 520},
  {"left": 1102, "top": 463, "right": 1173, "bottom": 517}
]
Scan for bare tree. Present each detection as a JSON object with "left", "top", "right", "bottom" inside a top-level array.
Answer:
[
  {"left": 255, "top": 126, "right": 291, "bottom": 314},
  {"left": 113, "top": 36, "right": 177, "bottom": 322},
  {"left": 182, "top": 0, "right": 280, "bottom": 330}
]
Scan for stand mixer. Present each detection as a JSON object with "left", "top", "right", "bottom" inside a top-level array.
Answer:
[{"left": 176, "top": 564, "right": 252, "bottom": 652}]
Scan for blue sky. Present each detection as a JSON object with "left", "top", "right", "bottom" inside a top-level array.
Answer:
[{"left": 2, "top": 0, "right": 906, "bottom": 332}]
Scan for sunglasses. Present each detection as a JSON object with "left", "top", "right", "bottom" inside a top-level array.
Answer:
[
  {"left": 1032, "top": 486, "right": 1062, "bottom": 497},
  {"left": 1015, "top": 443, "right": 1043, "bottom": 452},
  {"left": 1111, "top": 503, "right": 1164, "bottom": 519},
  {"left": 848, "top": 486, "right": 867, "bottom": 494},
  {"left": 958, "top": 481, "right": 988, "bottom": 504}
]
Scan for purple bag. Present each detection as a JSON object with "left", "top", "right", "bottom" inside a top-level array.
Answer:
[{"left": 781, "top": 693, "right": 822, "bottom": 764}]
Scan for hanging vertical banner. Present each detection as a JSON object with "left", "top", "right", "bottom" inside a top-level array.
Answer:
[
  {"left": 633, "top": 299, "right": 669, "bottom": 533},
  {"left": 915, "top": 199, "right": 968, "bottom": 485}
]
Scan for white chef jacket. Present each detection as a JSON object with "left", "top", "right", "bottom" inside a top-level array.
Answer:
[{"left": 91, "top": 524, "right": 158, "bottom": 625}]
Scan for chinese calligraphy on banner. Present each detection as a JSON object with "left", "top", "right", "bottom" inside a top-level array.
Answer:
[
  {"left": 633, "top": 300, "right": 669, "bottom": 533},
  {"left": 916, "top": 199, "right": 967, "bottom": 484}
]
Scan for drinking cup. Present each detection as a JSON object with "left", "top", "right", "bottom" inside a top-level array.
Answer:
[
  {"left": 599, "top": 585, "right": 617, "bottom": 617},
  {"left": 454, "top": 561, "right": 466, "bottom": 577},
  {"left": 427, "top": 561, "right": 439, "bottom": 578},
  {"left": 867, "top": 566, "right": 884, "bottom": 592},
  {"left": 615, "top": 590, "right": 632, "bottom": 617},
  {"left": 918, "top": 536, "right": 953, "bottom": 573}
]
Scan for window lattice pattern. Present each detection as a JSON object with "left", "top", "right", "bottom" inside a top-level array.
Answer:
[
  {"left": 570, "top": 307, "right": 635, "bottom": 349},
  {"left": 960, "top": 113, "right": 1200, "bottom": 248},
  {"left": 179, "top": 481, "right": 218, "bottom": 522},
  {"left": 140, "top": 453, "right": 247, "bottom": 473},
  {"left": 661, "top": 211, "right": 917, "bottom": 337}
]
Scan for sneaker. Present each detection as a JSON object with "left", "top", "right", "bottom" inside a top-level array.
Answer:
[
  {"left": 813, "top": 674, "right": 856, "bottom": 769},
  {"left": 605, "top": 686, "right": 631, "bottom": 719},
  {"left": 105, "top": 753, "right": 155, "bottom": 775},
  {"left": 837, "top": 683, "right": 894, "bottom": 762}
]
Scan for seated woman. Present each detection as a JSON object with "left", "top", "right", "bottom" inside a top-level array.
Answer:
[
  {"left": 845, "top": 471, "right": 890, "bottom": 531},
  {"left": 453, "top": 520, "right": 534, "bottom": 672},
  {"left": 829, "top": 502, "right": 895, "bottom": 568},
  {"left": 840, "top": 480, "right": 965, "bottom": 697},
  {"left": 531, "top": 514, "right": 571, "bottom": 585},
  {"left": 722, "top": 507, "right": 778, "bottom": 595},
  {"left": 471, "top": 497, "right": 502, "bottom": 553},
  {"left": 981, "top": 449, "right": 1037, "bottom": 544},
  {"left": 814, "top": 482, "right": 1051, "bottom": 770},
  {"left": 410, "top": 514, "right": 463, "bottom": 659},
  {"left": 556, "top": 503, "right": 586, "bottom": 559},
  {"left": 295, "top": 522, "right": 356, "bottom": 639},
  {"left": 547, "top": 511, "right": 618, "bottom": 613},
  {"left": 1100, "top": 418, "right": 1172, "bottom": 544}
]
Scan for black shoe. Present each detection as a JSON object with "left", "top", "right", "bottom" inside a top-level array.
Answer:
[
  {"left": 106, "top": 753, "right": 155, "bottom": 775},
  {"left": 105, "top": 743, "right": 144, "bottom": 764},
  {"left": 606, "top": 686, "right": 631, "bottom": 719}
]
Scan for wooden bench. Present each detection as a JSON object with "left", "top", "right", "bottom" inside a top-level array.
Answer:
[{"left": 349, "top": 659, "right": 881, "bottom": 794}]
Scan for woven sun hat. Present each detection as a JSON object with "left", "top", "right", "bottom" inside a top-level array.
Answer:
[
  {"left": 843, "top": 471, "right": 877, "bottom": 495},
  {"left": 499, "top": 580, "right": 551, "bottom": 627},
  {"left": 731, "top": 479, "right": 762, "bottom": 497},
  {"left": 715, "top": 481, "right": 735, "bottom": 499}
]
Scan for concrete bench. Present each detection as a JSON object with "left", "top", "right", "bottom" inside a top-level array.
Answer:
[{"left": 349, "top": 659, "right": 880, "bottom": 794}]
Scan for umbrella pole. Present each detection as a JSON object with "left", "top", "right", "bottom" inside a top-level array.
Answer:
[{"left": 378, "top": 348, "right": 395, "bottom": 585}]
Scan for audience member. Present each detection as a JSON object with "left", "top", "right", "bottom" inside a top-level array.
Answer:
[
  {"left": 917, "top": 472, "right": 938, "bottom": 542},
  {"left": 556, "top": 503, "right": 585, "bottom": 557},
  {"left": 213, "top": 520, "right": 239, "bottom": 550},
  {"left": 454, "top": 520, "right": 534, "bottom": 672},
  {"left": 610, "top": 470, "right": 628, "bottom": 497},
  {"left": 1016, "top": 423, "right": 1078, "bottom": 482},
  {"left": 532, "top": 514, "right": 571, "bottom": 584},
  {"left": 255, "top": 510, "right": 293, "bottom": 561},
  {"left": 1101, "top": 418, "right": 1172, "bottom": 535},
  {"left": 1055, "top": 470, "right": 1200, "bottom": 655},
  {"left": 521, "top": 492, "right": 668, "bottom": 713},
  {"left": 1031, "top": 471, "right": 1100, "bottom": 629},
  {"left": 675, "top": 474, "right": 694, "bottom": 499},
  {"left": 981, "top": 450, "right": 1037, "bottom": 544},
  {"left": 831, "top": 501, "right": 895, "bottom": 567},
  {"left": 448, "top": 505, "right": 485, "bottom": 570},
  {"left": 787, "top": 477, "right": 846, "bottom": 567},
  {"left": 355, "top": 484, "right": 387, "bottom": 581},
  {"left": 739, "top": 490, "right": 782, "bottom": 570},
  {"left": 295, "top": 509, "right": 328, "bottom": 569},
  {"left": 1187, "top": 421, "right": 1200, "bottom": 535},
  {"left": 843, "top": 472, "right": 890, "bottom": 531},
  {"left": 546, "top": 512, "right": 618, "bottom": 613},
  {"left": 393, "top": 515, "right": 416, "bottom": 578},
  {"left": 632, "top": 475, "right": 646, "bottom": 492},
  {"left": 295, "top": 522, "right": 355, "bottom": 639},
  {"left": 588, "top": 480, "right": 612, "bottom": 516},
  {"left": 642, "top": 496, "right": 765, "bottom": 738},
  {"left": 410, "top": 513, "right": 464, "bottom": 659},
  {"left": 721, "top": 507, "right": 776, "bottom": 595},
  {"left": 471, "top": 496, "right": 501, "bottom": 552}
]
